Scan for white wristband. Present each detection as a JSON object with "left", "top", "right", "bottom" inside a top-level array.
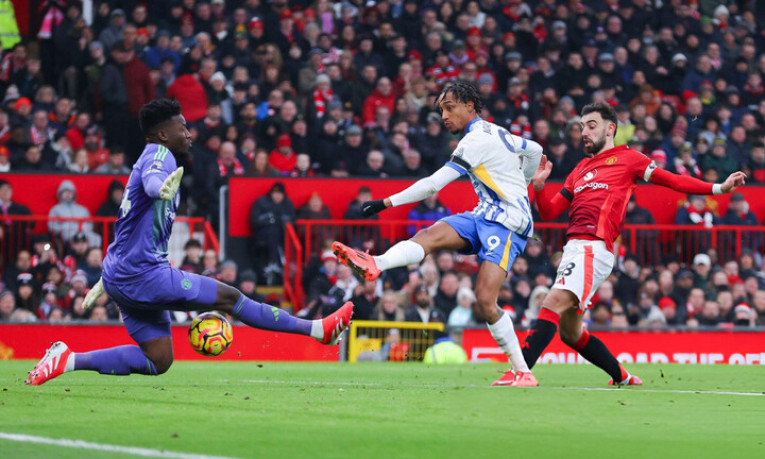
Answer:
[{"left": 712, "top": 184, "right": 723, "bottom": 195}]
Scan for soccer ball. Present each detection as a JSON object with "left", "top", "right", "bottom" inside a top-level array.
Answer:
[{"left": 188, "top": 312, "right": 234, "bottom": 357}]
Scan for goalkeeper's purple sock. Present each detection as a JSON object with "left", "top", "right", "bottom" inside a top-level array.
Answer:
[
  {"left": 232, "top": 294, "right": 318, "bottom": 338},
  {"left": 74, "top": 345, "right": 157, "bottom": 375},
  {"left": 569, "top": 330, "right": 626, "bottom": 382}
]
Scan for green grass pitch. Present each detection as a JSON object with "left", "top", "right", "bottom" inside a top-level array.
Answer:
[{"left": 1, "top": 361, "right": 763, "bottom": 458}]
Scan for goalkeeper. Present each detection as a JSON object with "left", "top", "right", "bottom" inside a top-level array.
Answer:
[{"left": 25, "top": 99, "right": 354, "bottom": 386}]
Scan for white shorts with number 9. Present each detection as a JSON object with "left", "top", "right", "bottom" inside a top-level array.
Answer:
[{"left": 551, "top": 239, "right": 615, "bottom": 311}]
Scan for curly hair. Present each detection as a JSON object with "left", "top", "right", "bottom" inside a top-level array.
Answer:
[
  {"left": 435, "top": 81, "right": 484, "bottom": 114},
  {"left": 139, "top": 98, "right": 182, "bottom": 135}
]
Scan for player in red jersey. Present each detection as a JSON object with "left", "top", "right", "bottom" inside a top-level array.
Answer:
[{"left": 518, "top": 102, "right": 746, "bottom": 386}]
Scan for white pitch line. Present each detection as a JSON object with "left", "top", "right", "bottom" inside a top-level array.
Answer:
[
  {"left": 540, "top": 386, "right": 765, "bottom": 397},
  {"left": 0, "top": 432, "right": 241, "bottom": 459},
  {"left": 238, "top": 379, "right": 765, "bottom": 397}
]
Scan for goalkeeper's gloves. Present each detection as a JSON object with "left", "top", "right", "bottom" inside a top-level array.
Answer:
[
  {"left": 83, "top": 277, "right": 105, "bottom": 310},
  {"left": 159, "top": 167, "right": 184, "bottom": 201},
  {"left": 361, "top": 199, "right": 387, "bottom": 218}
]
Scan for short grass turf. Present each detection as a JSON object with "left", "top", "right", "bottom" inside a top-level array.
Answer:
[{"left": 1, "top": 362, "right": 763, "bottom": 459}]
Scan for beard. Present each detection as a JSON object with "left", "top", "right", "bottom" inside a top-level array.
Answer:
[{"left": 584, "top": 136, "right": 606, "bottom": 157}]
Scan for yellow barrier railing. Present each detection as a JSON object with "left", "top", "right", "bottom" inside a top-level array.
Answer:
[{"left": 348, "top": 320, "right": 446, "bottom": 362}]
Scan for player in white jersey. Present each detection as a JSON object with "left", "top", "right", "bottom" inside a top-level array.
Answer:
[{"left": 332, "top": 82, "right": 542, "bottom": 386}]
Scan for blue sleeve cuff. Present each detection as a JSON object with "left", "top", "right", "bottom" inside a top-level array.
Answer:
[{"left": 445, "top": 161, "right": 467, "bottom": 176}]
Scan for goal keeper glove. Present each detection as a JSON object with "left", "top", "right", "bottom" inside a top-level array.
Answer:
[{"left": 159, "top": 167, "right": 184, "bottom": 201}]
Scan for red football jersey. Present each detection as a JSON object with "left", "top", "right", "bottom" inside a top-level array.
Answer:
[{"left": 561, "top": 145, "right": 654, "bottom": 250}]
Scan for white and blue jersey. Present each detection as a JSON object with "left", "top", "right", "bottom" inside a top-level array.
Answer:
[
  {"left": 445, "top": 118, "right": 542, "bottom": 238},
  {"left": 440, "top": 118, "right": 543, "bottom": 272},
  {"left": 102, "top": 143, "right": 179, "bottom": 281}
]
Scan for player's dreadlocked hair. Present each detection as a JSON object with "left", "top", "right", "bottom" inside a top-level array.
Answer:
[
  {"left": 435, "top": 81, "right": 484, "bottom": 114},
  {"left": 139, "top": 98, "right": 182, "bottom": 135}
]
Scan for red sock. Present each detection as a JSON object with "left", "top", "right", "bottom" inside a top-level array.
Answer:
[
  {"left": 537, "top": 307, "right": 561, "bottom": 326},
  {"left": 521, "top": 308, "right": 560, "bottom": 370},
  {"left": 572, "top": 330, "right": 590, "bottom": 351}
]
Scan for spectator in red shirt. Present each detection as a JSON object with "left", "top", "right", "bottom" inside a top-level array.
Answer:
[
  {"left": 464, "top": 26, "right": 485, "bottom": 60},
  {"left": 83, "top": 126, "right": 110, "bottom": 170},
  {"left": 269, "top": 134, "right": 296, "bottom": 173},
  {"left": 474, "top": 50, "right": 496, "bottom": 90},
  {"left": 362, "top": 77, "right": 395, "bottom": 126},
  {"left": 65, "top": 112, "right": 90, "bottom": 152},
  {"left": 425, "top": 50, "right": 459, "bottom": 91},
  {"left": 165, "top": 72, "right": 209, "bottom": 123},
  {"left": 745, "top": 141, "right": 765, "bottom": 183}
]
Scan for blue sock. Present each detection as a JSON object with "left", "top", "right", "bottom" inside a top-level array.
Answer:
[
  {"left": 74, "top": 345, "right": 157, "bottom": 375},
  {"left": 232, "top": 294, "right": 313, "bottom": 336}
]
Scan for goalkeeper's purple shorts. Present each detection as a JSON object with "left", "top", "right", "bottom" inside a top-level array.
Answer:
[{"left": 102, "top": 265, "right": 219, "bottom": 343}]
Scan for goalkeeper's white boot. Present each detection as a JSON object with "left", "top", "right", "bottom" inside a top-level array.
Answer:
[
  {"left": 317, "top": 301, "right": 354, "bottom": 345},
  {"left": 25, "top": 342, "right": 73, "bottom": 386}
]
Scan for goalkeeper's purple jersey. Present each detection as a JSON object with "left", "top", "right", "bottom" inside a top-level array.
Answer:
[{"left": 102, "top": 143, "right": 179, "bottom": 281}]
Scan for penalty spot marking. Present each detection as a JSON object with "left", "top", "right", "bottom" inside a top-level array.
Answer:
[
  {"left": 237, "top": 379, "right": 765, "bottom": 397},
  {"left": 0, "top": 432, "right": 240, "bottom": 459}
]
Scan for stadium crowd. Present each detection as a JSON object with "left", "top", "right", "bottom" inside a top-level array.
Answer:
[
  {"left": 2, "top": 176, "right": 764, "bottom": 329},
  {"left": 2, "top": 0, "right": 765, "bottom": 328}
]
